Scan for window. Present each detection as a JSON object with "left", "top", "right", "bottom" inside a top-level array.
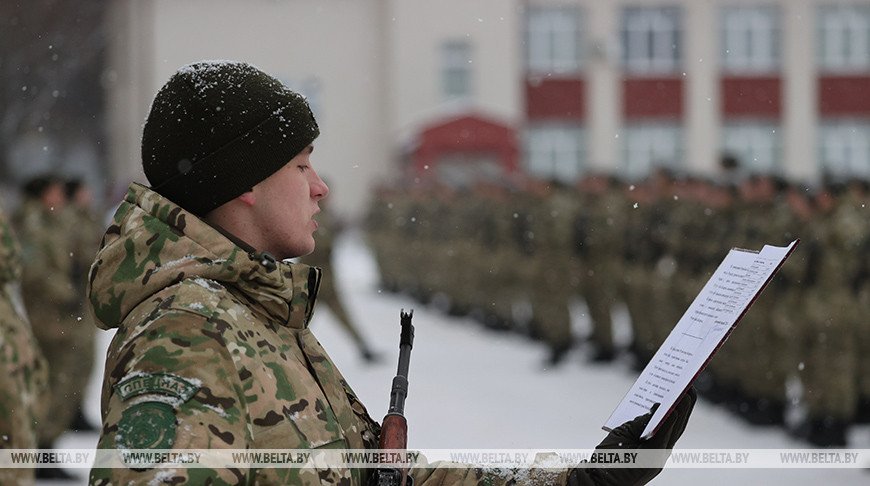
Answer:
[
  {"left": 721, "top": 122, "right": 782, "bottom": 174},
  {"left": 622, "top": 7, "right": 682, "bottom": 74},
  {"left": 817, "top": 5, "right": 870, "bottom": 72},
  {"left": 622, "top": 124, "right": 683, "bottom": 179},
  {"left": 524, "top": 124, "right": 586, "bottom": 183},
  {"left": 442, "top": 40, "right": 472, "bottom": 99},
  {"left": 721, "top": 6, "right": 781, "bottom": 74},
  {"left": 818, "top": 121, "right": 870, "bottom": 178},
  {"left": 526, "top": 5, "right": 583, "bottom": 74}
]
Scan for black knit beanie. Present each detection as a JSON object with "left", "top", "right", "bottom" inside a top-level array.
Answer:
[{"left": 142, "top": 61, "right": 320, "bottom": 215}]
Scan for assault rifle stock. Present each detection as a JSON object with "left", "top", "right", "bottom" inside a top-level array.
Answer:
[{"left": 368, "top": 309, "right": 415, "bottom": 486}]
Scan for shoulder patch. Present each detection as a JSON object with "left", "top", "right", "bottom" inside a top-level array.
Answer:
[
  {"left": 116, "top": 402, "right": 176, "bottom": 450},
  {"left": 115, "top": 372, "right": 200, "bottom": 403}
]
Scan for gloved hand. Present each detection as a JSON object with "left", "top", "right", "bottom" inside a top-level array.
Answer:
[{"left": 567, "top": 387, "right": 697, "bottom": 486}]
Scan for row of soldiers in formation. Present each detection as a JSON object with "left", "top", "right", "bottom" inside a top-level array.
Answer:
[
  {"left": 364, "top": 169, "right": 870, "bottom": 449},
  {"left": 0, "top": 175, "right": 102, "bottom": 483}
]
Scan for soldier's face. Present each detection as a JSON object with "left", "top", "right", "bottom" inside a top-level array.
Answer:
[
  {"left": 250, "top": 145, "right": 329, "bottom": 260},
  {"left": 43, "top": 184, "right": 66, "bottom": 211}
]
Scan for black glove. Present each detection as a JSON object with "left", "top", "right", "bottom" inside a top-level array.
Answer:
[{"left": 567, "top": 387, "right": 697, "bottom": 486}]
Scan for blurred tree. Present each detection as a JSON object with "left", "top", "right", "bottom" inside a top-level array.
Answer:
[{"left": 0, "top": 0, "right": 108, "bottom": 182}]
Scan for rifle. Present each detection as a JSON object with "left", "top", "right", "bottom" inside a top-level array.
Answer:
[{"left": 368, "top": 309, "right": 415, "bottom": 486}]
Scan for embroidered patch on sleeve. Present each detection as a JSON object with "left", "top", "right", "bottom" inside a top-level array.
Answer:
[
  {"left": 114, "top": 372, "right": 200, "bottom": 403},
  {"left": 116, "top": 402, "right": 177, "bottom": 450}
]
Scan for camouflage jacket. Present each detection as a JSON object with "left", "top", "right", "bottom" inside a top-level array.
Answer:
[
  {"left": 1, "top": 205, "right": 48, "bottom": 456},
  {"left": 88, "top": 183, "right": 382, "bottom": 485},
  {"left": 89, "top": 184, "right": 567, "bottom": 486},
  {"left": 0, "top": 205, "right": 21, "bottom": 286},
  {"left": 13, "top": 199, "right": 77, "bottom": 311}
]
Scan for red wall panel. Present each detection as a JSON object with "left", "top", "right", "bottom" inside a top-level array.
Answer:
[
  {"left": 819, "top": 76, "right": 870, "bottom": 116},
  {"left": 721, "top": 76, "right": 781, "bottom": 118},
  {"left": 622, "top": 77, "right": 683, "bottom": 119},
  {"left": 525, "top": 77, "right": 585, "bottom": 120}
]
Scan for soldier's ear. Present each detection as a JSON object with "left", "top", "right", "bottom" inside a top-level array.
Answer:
[{"left": 237, "top": 190, "right": 256, "bottom": 206}]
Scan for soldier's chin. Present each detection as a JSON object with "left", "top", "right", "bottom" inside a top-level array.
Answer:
[{"left": 294, "top": 239, "right": 317, "bottom": 259}]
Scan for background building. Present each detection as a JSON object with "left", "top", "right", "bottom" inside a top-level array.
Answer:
[{"left": 3, "top": 0, "right": 867, "bottom": 218}]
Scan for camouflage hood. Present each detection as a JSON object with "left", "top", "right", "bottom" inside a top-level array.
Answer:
[{"left": 88, "top": 183, "right": 319, "bottom": 331}]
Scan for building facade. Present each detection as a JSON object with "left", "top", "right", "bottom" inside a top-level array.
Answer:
[{"left": 104, "top": 0, "right": 870, "bottom": 217}]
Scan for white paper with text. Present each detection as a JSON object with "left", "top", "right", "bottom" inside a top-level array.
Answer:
[{"left": 604, "top": 240, "right": 799, "bottom": 439}]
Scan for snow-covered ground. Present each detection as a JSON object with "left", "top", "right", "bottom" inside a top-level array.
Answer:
[{"left": 49, "top": 230, "right": 869, "bottom": 485}]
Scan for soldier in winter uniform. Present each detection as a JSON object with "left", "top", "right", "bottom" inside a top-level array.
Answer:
[
  {"left": 0, "top": 203, "right": 48, "bottom": 486},
  {"left": 364, "top": 184, "right": 403, "bottom": 292},
  {"left": 88, "top": 61, "right": 694, "bottom": 485},
  {"left": 619, "top": 179, "right": 659, "bottom": 368},
  {"left": 798, "top": 183, "right": 861, "bottom": 446},
  {"left": 523, "top": 179, "right": 577, "bottom": 366},
  {"left": 473, "top": 180, "right": 519, "bottom": 330},
  {"left": 12, "top": 176, "right": 81, "bottom": 461},
  {"left": 576, "top": 174, "right": 626, "bottom": 363}
]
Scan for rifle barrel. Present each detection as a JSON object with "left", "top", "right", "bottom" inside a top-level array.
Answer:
[{"left": 388, "top": 310, "right": 414, "bottom": 415}]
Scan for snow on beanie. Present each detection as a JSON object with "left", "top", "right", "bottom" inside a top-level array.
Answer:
[{"left": 142, "top": 60, "right": 320, "bottom": 215}]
